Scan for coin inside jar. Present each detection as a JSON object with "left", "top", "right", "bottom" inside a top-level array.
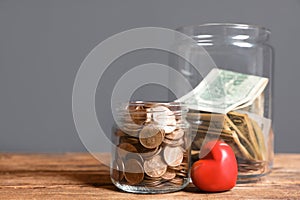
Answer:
[
  {"left": 128, "top": 104, "right": 148, "bottom": 125},
  {"left": 163, "top": 138, "right": 184, "bottom": 147},
  {"left": 124, "top": 159, "right": 144, "bottom": 185},
  {"left": 165, "top": 129, "right": 185, "bottom": 140},
  {"left": 139, "top": 146, "right": 160, "bottom": 159},
  {"left": 125, "top": 152, "right": 144, "bottom": 164},
  {"left": 119, "top": 136, "right": 140, "bottom": 144},
  {"left": 121, "top": 122, "right": 143, "bottom": 137},
  {"left": 163, "top": 146, "right": 184, "bottom": 167},
  {"left": 111, "top": 160, "right": 120, "bottom": 181},
  {"left": 143, "top": 154, "right": 167, "bottom": 178},
  {"left": 139, "top": 125, "right": 164, "bottom": 149},
  {"left": 161, "top": 168, "right": 176, "bottom": 180},
  {"left": 111, "top": 158, "right": 125, "bottom": 181},
  {"left": 117, "top": 143, "right": 138, "bottom": 158},
  {"left": 150, "top": 105, "right": 177, "bottom": 134}
]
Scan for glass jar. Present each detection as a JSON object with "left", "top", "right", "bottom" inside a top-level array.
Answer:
[
  {"left": 110, "top": 101, "right": 191, "bottom": 193},
  {"left": 174, "top": 23, "right": 274, "bottom": 182}
]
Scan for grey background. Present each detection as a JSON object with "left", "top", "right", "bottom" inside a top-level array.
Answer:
[{"left": 1, "top": 0, "right": 299, "bottom": 153}]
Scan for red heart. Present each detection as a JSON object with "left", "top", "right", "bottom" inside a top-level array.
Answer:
[{"left": 191, "top": 140, "right": 238, "bottom": 192}]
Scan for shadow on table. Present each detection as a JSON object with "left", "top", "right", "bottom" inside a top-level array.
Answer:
[
  {"left": 67, "top": 170, "right": 227, "bottom": 194},
  {"left": 61, "top": 164, "right": 120, "bottom": 192}
]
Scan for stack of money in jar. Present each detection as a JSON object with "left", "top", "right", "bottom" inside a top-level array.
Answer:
[
  {"left": 177, "top": 68, "right": 272, "bottom": 176},
  {"left": 111, "top": 102, "right": 190, "bottom": 188}
]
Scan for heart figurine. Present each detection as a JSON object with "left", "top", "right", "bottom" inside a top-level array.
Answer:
[{"left": 191, "top": 140, "right": 238, "bottom": 192}]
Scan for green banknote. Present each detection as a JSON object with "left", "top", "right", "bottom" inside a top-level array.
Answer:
[{"left": 177, "top": 68, "right": 269, "bottom": 113}]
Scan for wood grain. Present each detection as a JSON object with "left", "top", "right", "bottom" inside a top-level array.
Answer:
[{"left": 0, "top": 153, "right": 299, "bottom": 199}]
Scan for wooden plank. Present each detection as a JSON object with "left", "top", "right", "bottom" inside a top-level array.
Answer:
[{"left": 0, "top": 153, "right": 299, "bottom": 199}]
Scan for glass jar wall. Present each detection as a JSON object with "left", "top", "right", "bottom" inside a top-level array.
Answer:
[
  {"left": 174, "top": 23, "right": 274, "bottom": 182},
  {"left": 110, "top": 101, "right": 191, "bottom": 193}
]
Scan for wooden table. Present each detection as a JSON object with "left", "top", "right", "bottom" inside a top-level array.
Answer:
[{"left": 0, "top": 153, "right": 299, "bottom": 199}]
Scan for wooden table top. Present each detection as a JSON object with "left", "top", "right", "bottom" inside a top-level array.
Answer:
[{"left": 0, "top": 153, "right": 299, "bottom": 199}]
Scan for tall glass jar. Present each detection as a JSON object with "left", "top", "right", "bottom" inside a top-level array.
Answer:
[
  {"left": 110, "top": 101, "right": 191, "bottom": 193},
  {"left": 174, "top": 23, "right": 274, "bottom": 182}
]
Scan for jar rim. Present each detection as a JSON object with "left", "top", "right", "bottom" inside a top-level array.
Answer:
[
  {"left": 115, "top": 101, "right": 189, "bottom": 114},
  {"left": 176, "top": 23, "right": 271, "bottom": 34}
]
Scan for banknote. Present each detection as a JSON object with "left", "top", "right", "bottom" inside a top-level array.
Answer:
[
  {"left": 237, "top": 110, "right": 271, "bottom": 153},
  {"left": 177, "top": 68, "right": 269, "bottom": 113},
  {"left": 234, "top": 93, "right": 265, "bottom": 116},
  {"left": 189, "top": 110, "right": 271, "bottom": 172}
]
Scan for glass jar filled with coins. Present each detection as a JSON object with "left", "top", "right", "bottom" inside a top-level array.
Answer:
[{"left": 110, "top": 101, "right": 191, "bottom": 193}]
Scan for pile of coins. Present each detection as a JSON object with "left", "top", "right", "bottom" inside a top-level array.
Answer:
[
  {"left": 187, "top": 110, "right": 267, "bottom": 175},
  {"left": 111, "top": 102, "right": 190, "bottom": 190}
]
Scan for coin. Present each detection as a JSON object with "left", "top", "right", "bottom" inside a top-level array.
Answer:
[
  {"left": 139, "top": 125, "right": 164, "bottom": 149},
  {"left": 142, "top": 179, "right": 163, "bottom": 187},
  {"left": 115, "top": 129, "right": 127, "bottom": 137},
  {"left": 125, "top": 152, "right": 144, "bottom": 164},
  {"left": 111, "top": 158, "right": 125, "bottom": 181},
  {"left": 124, "top": 159, "right": 144, "bottom": 185},
  {"left": 116, "top": 159, "right": 125, "bottom": 181},
  {"left": 150, "top": 105, "right": 176, "bottom": 133},
  {"left": 119, "top": 136, "right": 139, "bottom": 144},
  {"left": 144, "top": 155, "right": 167, "bottom": 178},
  {"left": 117, "top": 143, "right": 138, "bottom": 158},
  {"left": 165, "top": 129, "right": 185, "bottom": 140},
  {"left": 176, "top": 172, "right": 187, "bottom": 177},
  {"left": 161, "top": 168, "right": 176, "bottom": 180},
  {"left": 169, "top": 177, "right": 184, "bottom": 185},
  {"left": 121, "top": 122, "right": 143, "bottom": 137},
  {"left": 140, "top": 146, "right": 159, "bottom": 159},
  {"left": 144, "top": 175, "right": 162, "bottom": 181},
  {"left": 163, "top": 138, "right": 184, "bottom": 147},
  {"left": 111, "top": 160, "right": 120, "bottom": 181},
  {"left": 163, "top": 146, "right": 183, "bottom": 167},
  {"left": 128, "top": 104, "right": 148, "bottom": 125}
]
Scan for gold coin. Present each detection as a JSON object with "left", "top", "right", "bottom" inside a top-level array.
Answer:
[
  {"left": 117, "top": 143, "right": 138, "bottom": 158},
  {"left": 139, "top": 125, "right": 164, "bottom": 149},
  {"left": 165, "top": 129, "right": 185, "bottom": 140},
  {"left": 143, "top": 155, "right": 167, "bottom": 178},
  {"left": 124, "top": 159, "right": 144, "bottom": 185},
  {"left": 163, "top": 146, "right": 183, "bottom": 167},
  {"left": 161, "top": 168, "right": 176, "bottom": 180}
]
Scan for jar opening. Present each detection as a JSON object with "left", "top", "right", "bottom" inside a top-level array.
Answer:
[
  {"left": 176, "top": 23, "right": 270, "bottom": 43},
  {"left": 116, "top": 101, "right": 189, "bottom": 115}
]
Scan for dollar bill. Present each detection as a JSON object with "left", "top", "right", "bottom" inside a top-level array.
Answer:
[
  {"left": 233, "top": 92, "right": 265, "bottom": 116},
  {"left": 227, "top": 111, "right": 261, "bottom": 160},
  {"left": 177, "top": 68, "right": 269, "bottom": 113},
  {"left": 237, "top": 110, "right": 271, "bottom": 156}
]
